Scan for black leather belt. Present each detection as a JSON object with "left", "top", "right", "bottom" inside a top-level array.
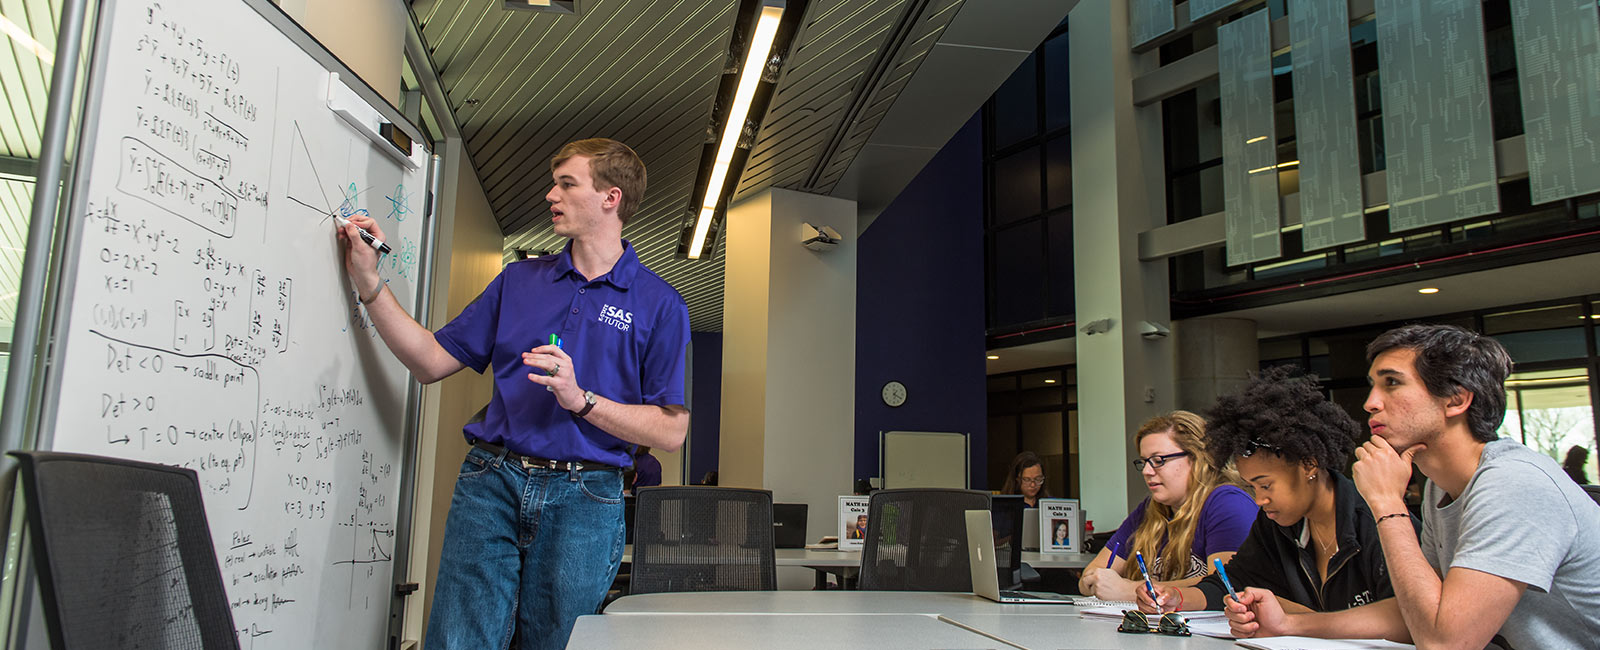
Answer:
[{"left": 471, "top": 440, "right": 620, "bottom": 472}]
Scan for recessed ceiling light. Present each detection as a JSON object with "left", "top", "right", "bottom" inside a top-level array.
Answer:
[
  {"left": 1044, "top": 379, "right": 1057, "bottom": 384},
  {"left": 1417, "top": 287, "right": 1440, "bottom": 294},
  {"left": 986, "top": 355, "right": 999, "bottom": 360}
]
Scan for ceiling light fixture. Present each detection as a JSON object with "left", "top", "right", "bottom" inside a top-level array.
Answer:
[
  {"left": 1044, "top": 379, "right": 1057, "bottom": 384},
  {"left": 986, "top": 355, "right": 999, "bottom": 360},
  {"left": 679, "top": 0, "right": 807, "bottom": 260},
  {"left": 1417, "top": 287, "right": 1440, "bottom": 294},
  {"left": 503, "top": 0, "right": 578, "bottom": 15},
  {"left": 0, "top": 12, "right": 54, "bottom": 66}
]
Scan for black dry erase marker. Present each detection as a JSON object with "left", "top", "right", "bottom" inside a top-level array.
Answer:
[{"left": 335, "top": 215, "right": 393, "bottom": 255}]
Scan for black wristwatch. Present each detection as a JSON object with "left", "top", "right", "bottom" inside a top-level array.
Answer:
[{"left": 572, "top": 390, "right": 598, "bottom": 418}]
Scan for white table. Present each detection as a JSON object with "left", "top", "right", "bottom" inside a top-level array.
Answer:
[
  {"left": 621, "top": 545, "right": 859, "bottom": 567},
  {"left": 940, "top": 613, "right": 1238, "bottom": 650},
  {"left": 602, "top": 590, "right": 1086, "bottom": 616},
  {"left": 566, "top": 613, "right": 1010, "bottom": 650}
]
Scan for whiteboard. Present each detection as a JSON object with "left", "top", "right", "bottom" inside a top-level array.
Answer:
[
  {"left": 880, "top": 431, "right": 969, "bottom": 489},
  {"left": 36, "top": 0, "right": 434, "bottom": 647}
]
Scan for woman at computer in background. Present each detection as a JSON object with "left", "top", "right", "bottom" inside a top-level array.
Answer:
[
  {"left": 1001, "top": 451, "right": 1051, "bottom": 507},
  {"left": 1078, "top": 411, "right": 1255, "bottom": 602},
  {"left": 1136, "top": 367, "right": 1416, "bottom": 619}
]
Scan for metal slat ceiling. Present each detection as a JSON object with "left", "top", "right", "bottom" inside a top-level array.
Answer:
[
  {"left": 0, "top": 0, "right": 61, "bottom": 330},
  {"left": 412, "top": 0, "right": 971, "bottom": 331}
]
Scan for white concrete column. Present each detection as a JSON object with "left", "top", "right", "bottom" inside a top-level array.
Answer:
[
  {"left": 277, "top": 0, "right": 408, "bottom": 105},
  {"left": 720, "top": 188, "right": 857, "bottom": 562},
  {"left": 1070, "top": 0, "right": 1176, "bottom": 523}
]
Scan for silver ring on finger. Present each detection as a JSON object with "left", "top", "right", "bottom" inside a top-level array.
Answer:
[{"left": 551, "top": 363, "right": 561, "bottom": 376}]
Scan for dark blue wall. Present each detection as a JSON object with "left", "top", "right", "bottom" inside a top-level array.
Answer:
[
  {"left": 854, "top": 115, "right": 988, "bottom": 487},
  {"left": 688, "top": 331, "right": 722, "bottom": 482}
]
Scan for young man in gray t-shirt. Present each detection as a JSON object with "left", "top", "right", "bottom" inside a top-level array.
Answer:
[
  {"left": 1419, "top": 436, "right": 1600, "bottom": 648},
  {"left": 1220, "top": 324, "right": 1600, "bottom": 648}
]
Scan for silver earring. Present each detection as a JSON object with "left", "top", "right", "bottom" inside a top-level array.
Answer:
[{"left": 1308, "top": 472, "right": 1316, "bottom": 481}]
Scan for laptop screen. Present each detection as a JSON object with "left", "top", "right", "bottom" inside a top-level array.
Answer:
[{"left": 988, "top": 495, "right": 1026, "bottom": 589}]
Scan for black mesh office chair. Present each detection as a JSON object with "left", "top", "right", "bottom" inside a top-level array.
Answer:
[
  {"left": 858, "top": 488, "right": 991, "bottom": 591},
  {"left": 10, "top": 451, "right": 240, "bottom": 650},
  {"left": 629, "top": 486, "right": 777, "bottom": 594}
]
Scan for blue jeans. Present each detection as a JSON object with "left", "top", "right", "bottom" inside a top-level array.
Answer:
[{"left": 425, "top": 446, "right": 625, "bottom": 650}]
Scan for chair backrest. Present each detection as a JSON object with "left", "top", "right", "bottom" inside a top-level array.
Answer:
[
  {"left": 858, "top": 488, "right": 992, "bottom": 591},
  {"left": 630, "top": 486, "right": 776, "bottom": 594},
  {"left": 1583, "top": 484, "right": 1600, "bottom": 507},
  {"left": 10, "top": 451, "right": 240, "bottom": 650}
]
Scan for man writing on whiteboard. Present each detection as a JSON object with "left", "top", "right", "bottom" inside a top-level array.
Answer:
[{"left": 338, "top": 138, "right": 690, "bottom": 650}]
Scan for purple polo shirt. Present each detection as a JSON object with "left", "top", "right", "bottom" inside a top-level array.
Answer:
[
  {"left": 434, "top": 240, "right": 690, "bottom": 467},
  {"left": 1107, "top": 484, "right": 1257, "bottom": 577}
]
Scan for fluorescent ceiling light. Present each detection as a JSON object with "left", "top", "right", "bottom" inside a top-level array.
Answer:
[
  {"left": 687, "top": 4, "right": 784, "bottom": 259},
  {"left": 0, "top": 13, "right": 53, "bottom": 66},
  {"left": 1417, "top": 287, "right": 1439, "bottom": 294},
  {"left": 986, "top": 355, "right": 999, "bottom": 360},
  {"left": 1245, "top": 136, "right": 1267, "bottom": 144},
  {"left": 1044, "top": 379, "right": 1057, "bottom": 384}
]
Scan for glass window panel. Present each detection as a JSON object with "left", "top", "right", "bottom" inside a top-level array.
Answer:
[
  {"left": 1020, "top": 370, "right": 1065, "bottom": 408},
  {"left": 993, "top": 222, "right": 1046, "bottom": 326},
  {"left": 1045, "top": 135, "right": 1073, "bottom": 211},
  {"left": 994, "top": 55, "right": 1039, "bottom": 149},
  {"left": 1170, "top": 165, "right": 1225, "bottom": 222},
  {"left": 1494, "top": 329, "right": 1588, "bottom": 364},
  {"left": 1484, "top": 304, "right": 1585, "bottom": 334},
  {"left": 988, "top": 376, "right": 1018, "bottom": 393},
  {"left": 989, "top": 415, "right": 1020, "bottom": 490},
  {"left": 1499, "top": 368, "right": 1595, "bottom": 477},
  {"left": 1044, "top": 34, "right": 1071, "bottom": 131},
  {"left": 993, "top": 147, "right": 1042, "bottom": 225},
  {"left": 1046, "top": 211, "right": 1074, "bottom": 318},
  {"left": 1022, "top": 412, "right": 1065, "bottom": 456},
  {"left": 1260, "top": 338, "right": 1302, "bottom": 361}
]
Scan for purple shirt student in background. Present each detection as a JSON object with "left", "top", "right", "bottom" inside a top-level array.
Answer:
[{"left": 1078, "top": 411, "right": 1257, "bottom": 603}]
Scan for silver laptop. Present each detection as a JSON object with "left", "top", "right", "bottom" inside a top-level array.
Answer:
[{"left": 965, "top": 510, "right": 1074, "bottom": 604}]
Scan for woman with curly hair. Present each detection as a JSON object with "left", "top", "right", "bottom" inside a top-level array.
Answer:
[
  {"left": 1078, "top": 411, "right": 1256, "bottom": 602},
  {"left": 1139, "top": 366, "right": 1417, "bottom": 624}
]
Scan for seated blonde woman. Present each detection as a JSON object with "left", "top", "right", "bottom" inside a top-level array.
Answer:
[{"left": 1078, "top": 411, "right": 1255, "bottom": 603}]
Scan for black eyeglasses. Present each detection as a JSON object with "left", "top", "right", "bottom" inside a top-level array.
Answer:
[
  {"left": 1117, "top": 610, "right": 1192, "bottom": 637},
  {"left": 1131, "top": 451, "right": 1191, "bottom": 471},
  {"left": 1240, "top": 438, "right": 1283, "bottom": 458}
]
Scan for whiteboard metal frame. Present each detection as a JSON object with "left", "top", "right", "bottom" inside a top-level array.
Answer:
[
  {"left": 877, "top": 430, "right": 970, "bottom": 490},
  {"left": 20, "top": 0, "right": 441, "bottom": 644}
]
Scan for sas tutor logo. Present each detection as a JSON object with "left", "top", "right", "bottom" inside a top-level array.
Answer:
[{"left": 599, "top": 304, "right": 633, "bottom": 332}]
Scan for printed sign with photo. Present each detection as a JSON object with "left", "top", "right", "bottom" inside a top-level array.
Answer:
[
  {"left": 1038, "top": 498, "right": 1081, "bottom": 552},
  {"left": 838, "top": 496, "right": 870, "bottom": 550}
]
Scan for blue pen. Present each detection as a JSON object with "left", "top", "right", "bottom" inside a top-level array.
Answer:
[
  {"left": 1105, "top": 541, "right": 1118, "bottom": 568},
  {"left": 1213, "top": 558, "right": 1240, "bottom": 603},
  {"left": 1135, "top": 551, "right": 1159, "bottom": 605}
]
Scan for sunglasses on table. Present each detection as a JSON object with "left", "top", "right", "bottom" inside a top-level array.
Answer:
[
  {"left": 1130, "top": 451, "right": 1190, "bottom": 470},
  {"left": 1116, "top": 610, "right": 1192, "bottom": 637}
]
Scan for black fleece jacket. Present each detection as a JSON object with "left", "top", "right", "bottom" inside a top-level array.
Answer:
[{"left": 1195, "top": 471, "right": 1419, "bottom": 611}]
